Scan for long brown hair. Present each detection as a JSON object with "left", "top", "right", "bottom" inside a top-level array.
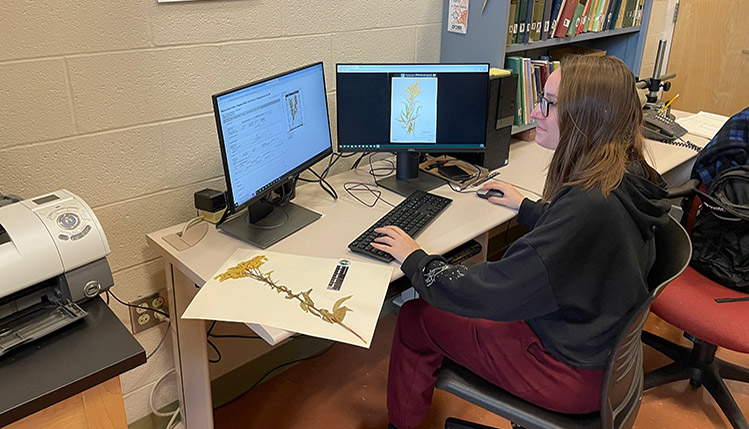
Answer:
[{"left": 542, "top": 55, "right": 658, "bottom": 201}]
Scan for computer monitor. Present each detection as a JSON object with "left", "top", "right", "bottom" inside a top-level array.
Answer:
[
  {"left": 212, "top": 62, "right": 333, "bottom": 248},
  {"left": 336, "top": 63, "right": 489, "bottom": 196}
]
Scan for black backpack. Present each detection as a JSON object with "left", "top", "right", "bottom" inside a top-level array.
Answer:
[{"left": 690, "top": 164, "right": 749, "bottom": 293}]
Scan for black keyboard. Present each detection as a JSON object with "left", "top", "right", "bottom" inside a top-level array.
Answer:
[{"left": 348, "top": 190, "right": 452, "bottom": 262}]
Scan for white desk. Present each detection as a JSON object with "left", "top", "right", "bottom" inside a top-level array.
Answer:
[{"left": 147, "top": 123, "right": 706, "bottom": 428}]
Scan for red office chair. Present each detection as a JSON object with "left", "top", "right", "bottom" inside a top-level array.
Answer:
[{"left": 642, "top": 180, "right": 749, "bottom": 429}]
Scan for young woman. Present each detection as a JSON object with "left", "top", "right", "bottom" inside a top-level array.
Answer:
[{"left": 372, "top": 55, "right": 672, "bottom": 429}]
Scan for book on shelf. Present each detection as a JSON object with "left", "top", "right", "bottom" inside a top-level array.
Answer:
[
  {"left": 531, "top": 59, "right": 552, "bottom": 98},
  {"left": 515, "top": 0, "right": 529, "bottom": 43},
  {"left": 523, "top": 58, "right": 533, "bottom": 122},
  {"left": 585, "top": 0, "right": 600, "bottom": 32},
  {"left": 522, "top": 0, "right": 535, "bottom": 43},
  {"left": 553, "top": 0, "right": 578, "bottom": 38},
  {"left": 576, "top": 0, "right": 593, "bottom": 34},
  {"left": 593, "top": 0, "right": 609, "bottom": 31},
  {"left": 529, "top": 0, "right": 545, "bottom": 42},
  {"left": 548, "top": 0, "right": 565, "bottom": 39},
  {"left": 505, "top": 56, "right": 561, "bottom": 129},
  {"left": 603, "top": 0, "right": 617, "bottom": 30},
  {"left": 505, "top": 56, "right": 525, "bottom": 125},
  {"left": 621, "top": 0, "right": 637, "bottom": 28},
  {"left": 606, "top": 0, "right": 623, "bottom": 29},
  {"left": 507, "top": 0, "right": 518, "bottom": 46},
  {"left": 540, "top": 0, "right": 555, "bottom": 40},
  {"left": 615, "top": 0, "right": 629, "bottom": 28},
  {"left": 634, "top": 0, "right": 644, "bottom": 26},
  {"left": 567, "top": 0, "right": 587, "bottom": 37}
]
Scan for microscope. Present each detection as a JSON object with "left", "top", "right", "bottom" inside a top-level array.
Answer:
[
  {"left": 637, "top": 40, "right": 677, "bottom": 118},
  {"left": 636, "top": 39, "right": 688, "bottom": 141}
]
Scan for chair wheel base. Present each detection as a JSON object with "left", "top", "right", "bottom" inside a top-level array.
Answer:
[{"left": 644, "top": 332, "right": 749, "bottom": 429}]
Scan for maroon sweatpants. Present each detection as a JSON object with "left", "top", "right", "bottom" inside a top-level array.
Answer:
[{"left": 387, "top": 299, "right": 605, "bottom": 429}]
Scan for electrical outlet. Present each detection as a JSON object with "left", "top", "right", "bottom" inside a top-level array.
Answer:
[{"left": 129, "top": 289, "right": 169, "bottom": 334}]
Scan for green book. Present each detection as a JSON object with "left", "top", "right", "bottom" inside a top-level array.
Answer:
[
  {"left": 621, "top": 0, "right": 637, "bottom": 27},
  {"left": 566, "top": 0, "right": 587, "bottom": 36},
  {"left": 515, "top": 0, "right": 529, "bottom": 43},
  {"left": 505, "top": 56, "right": 525, "bottom": 125}
]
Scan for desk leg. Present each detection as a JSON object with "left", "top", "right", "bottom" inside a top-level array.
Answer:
[{"left": 165, "top": 261, "right": 214, "bottom": 429}]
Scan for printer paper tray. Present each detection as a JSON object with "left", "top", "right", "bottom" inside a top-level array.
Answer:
[{"left": 0, "top": 301, "right": 87, "bottom": 356}]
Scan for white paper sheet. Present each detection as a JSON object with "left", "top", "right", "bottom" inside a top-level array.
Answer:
[
  {"left": 676, "top": 111, "right": 730, "bottom": 140},
  {"left": 182, "top": 249, "right": 393, "bottom": 348}
]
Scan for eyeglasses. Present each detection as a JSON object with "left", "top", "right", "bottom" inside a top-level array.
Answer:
[{"left": 537, "top": 93, "right": 557, "bottom": 117}]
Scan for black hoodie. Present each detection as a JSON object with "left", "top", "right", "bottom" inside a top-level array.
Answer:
[{"left": 400, "top": 162, "right": 671, "bottom": 369}]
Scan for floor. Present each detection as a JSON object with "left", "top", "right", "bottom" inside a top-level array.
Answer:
[{"left": 213, "top": 310, "right": 749, "bottom": 429}]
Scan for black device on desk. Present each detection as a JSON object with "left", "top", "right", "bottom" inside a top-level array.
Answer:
[
  {"left": 211, "top": 62, "right": 333, "bottom": 249},
  {"left": 336, "top": 63, "right": 489, "bottom": 197},
  {"left": 642, "top": 109, "right": 688, "bottom": 142},
  {"left": 348, "top": 190, "right": 452, "bottom": 262}
]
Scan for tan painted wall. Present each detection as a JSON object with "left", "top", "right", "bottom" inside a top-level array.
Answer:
[
  {"left": 0, "top": 0, "right": 443, "bottom": 422},
  {"left": 1, "top": 0, "right": 668, "bottom": 423}
]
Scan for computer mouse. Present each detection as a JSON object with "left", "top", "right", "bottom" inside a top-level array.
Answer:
[{"left": 476, "top": 188, "right": 504, "bottom": 199}]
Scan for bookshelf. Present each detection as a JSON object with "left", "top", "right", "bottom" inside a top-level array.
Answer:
[{"left": 440, "top": 0, "right": 653, "bottom": 134}]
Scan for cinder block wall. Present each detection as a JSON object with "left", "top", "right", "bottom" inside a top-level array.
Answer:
[{"left": 0, "top": 0, "right": 443, "bottom": 422}]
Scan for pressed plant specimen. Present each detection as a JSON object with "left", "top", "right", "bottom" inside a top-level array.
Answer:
[
  {"left": 396, "top": 80, "right": 422, "bottom": 136},
  {"left": 214, "top": 255, "right": 366, "bottom": 344}
]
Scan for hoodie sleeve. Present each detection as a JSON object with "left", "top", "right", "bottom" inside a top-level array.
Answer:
[
  {"left": 400, "top": 239, "right": 559, "bottom": 321},
  {"left": 517, "top": 198, "right": 550, "bottom": 228}
]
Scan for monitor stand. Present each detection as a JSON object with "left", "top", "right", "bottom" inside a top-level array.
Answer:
[
  {"left": 218, "top": 201, "right": 321, "bottom": 249},
  {"left": 377, "top": 152, "right": 446, "bottom": 197}
]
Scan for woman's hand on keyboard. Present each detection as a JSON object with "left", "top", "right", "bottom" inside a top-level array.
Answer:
[{"left": 372, "top": 226, "right": 421, "bottom": 264}]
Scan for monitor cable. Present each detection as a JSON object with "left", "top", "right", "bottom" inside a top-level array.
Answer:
[
  {"left": 368, "top": 152, "right": 396, "bottom": 179},
  {"left": 343, "top": 182, "right": 396, "bottom": 208},
  {"left": 350, "top": 152, "right": 370, "bottom": 170}
]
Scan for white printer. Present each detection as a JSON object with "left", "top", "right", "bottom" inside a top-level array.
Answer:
[{"left": 0, "top": 190, "right": 113, "bottom": 355}]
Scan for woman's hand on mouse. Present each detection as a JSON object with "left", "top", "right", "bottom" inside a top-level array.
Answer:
[{"left": 482, "top": 181, "right": 525, "bottom": 209}]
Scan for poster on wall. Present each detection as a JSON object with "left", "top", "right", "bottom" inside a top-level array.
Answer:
[{"left": 447, "top": 0, "right": 469, "bottom": 34}]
